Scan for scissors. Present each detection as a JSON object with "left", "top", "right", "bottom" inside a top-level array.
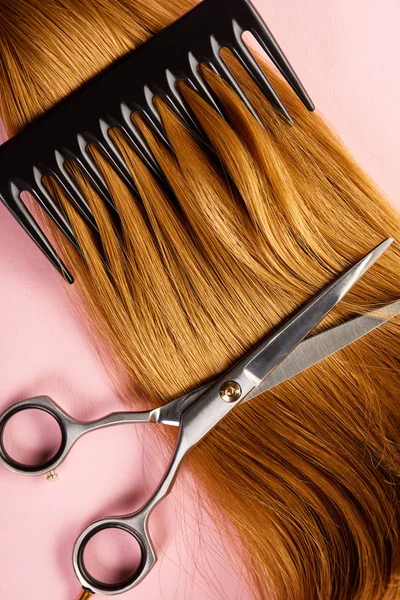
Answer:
[{"left": 0, "top": 238, "right": 398, "bottom": 598}]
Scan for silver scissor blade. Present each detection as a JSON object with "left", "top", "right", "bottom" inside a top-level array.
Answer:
[
  {"left": 245, "top": 299, "right": 400, "bottom": 402},
  {"left": 242, "top": 238, "right": 392, "bottom": 389}
]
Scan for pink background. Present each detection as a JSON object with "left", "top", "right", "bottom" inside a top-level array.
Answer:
[{"left": 0, "top": 1, "right": 399, "bottom": 599}]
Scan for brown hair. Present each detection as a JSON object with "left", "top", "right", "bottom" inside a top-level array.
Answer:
[{"left": 1, "top": 1, "right": 400, "bottom": 598}]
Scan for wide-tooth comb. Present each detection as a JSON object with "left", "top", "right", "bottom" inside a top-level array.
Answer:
[{"left": 0, "top": 0, "right": 314, "bottom": 284}]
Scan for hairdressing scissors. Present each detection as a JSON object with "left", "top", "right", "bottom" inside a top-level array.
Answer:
[{"left": 0, "top": 238, "right": 398, "bottom": 598}]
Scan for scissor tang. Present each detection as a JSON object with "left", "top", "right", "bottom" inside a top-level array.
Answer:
[{"left": 72, "top": 238, "right": 393, "bottom": 596}]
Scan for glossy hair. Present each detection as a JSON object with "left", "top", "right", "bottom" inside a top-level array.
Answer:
[{"left": 1, "top": 1, "right": 400, "bottom": 598}]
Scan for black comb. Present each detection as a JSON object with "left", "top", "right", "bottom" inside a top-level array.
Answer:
[{"left": 0, "top": 0, "right": 314, "bottom": 284}]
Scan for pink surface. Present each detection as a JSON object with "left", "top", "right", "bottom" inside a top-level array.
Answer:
[{"left": 0, "top": 1, "right": 400, "bottom": 599}]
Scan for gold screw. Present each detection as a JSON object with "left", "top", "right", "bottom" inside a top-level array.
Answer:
[
  {"left": 45, "top": 470, "right": 58, "bottom": 482},
  {"left": 77, "top": 590, "right": 94, "bottom": 600},
  {"left": 219, "top": 381, "right": 242, "bottom": 403}
]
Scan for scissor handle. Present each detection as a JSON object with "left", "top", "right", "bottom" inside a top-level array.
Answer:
[
  {"left": 0, "top": 396, "right": 81, "bottom": 475},
  {"left": 73, "top": 418, "right": 194, "bottom": 595},
  {"left": 0, "top": 396, "right": 157, "bottom": 477},
  {"left": 73, "top": 513, "right": 155, "bottom": 596}
]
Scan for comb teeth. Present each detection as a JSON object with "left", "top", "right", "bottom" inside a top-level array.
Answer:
[
  {"left": 209, "top": 34, "right": 264, "bottom": 126},
  {"left": 98, "top": 120, "right": 141, "bottom": 196},
  {"left": 249, "top": 18, "right": 315, "bottom": 111},
  {"left": 32, "top": 167, "right": 78, "bottom": 247},
  {"left": 164, "top": 69, "right": 206, "bottom": 139},
  {"left": 53, "top": 150, "right": 99, "bottom": 232},
  {"left": 187, "top": 52, "right": 225, "bottom": 117},
  {"left": 75, "top": 133, "right": 119, "bottom": 212},
  {"left": 231, "top": 21, "right": 293, "bottom": 123},
  {"left": 119, "top": 102, "right": 168, "bottom": 182},
  {"left": 1, "top": 184, "right": 73, "bottom": 283},
  {"left": 142, "top": 86, "right": 175, "bottom": 151},
  {"left": 0, "top": 0, "right": 314, "bottom": 283}
]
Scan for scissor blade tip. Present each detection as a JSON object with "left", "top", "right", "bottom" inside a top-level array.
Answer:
[
  {"left": 383, "top": 236, "right": 394, "bottom": 245},
  {"left": 370, "top": 237, "right": 393, "bottom": 258},
  {"left": 381, "top": 236, "right": 394, "bottom": 248}
]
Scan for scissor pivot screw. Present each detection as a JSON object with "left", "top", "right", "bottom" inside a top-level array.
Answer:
[{"left": 220, "top": 381, "right": 242, "bottom": 403}]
